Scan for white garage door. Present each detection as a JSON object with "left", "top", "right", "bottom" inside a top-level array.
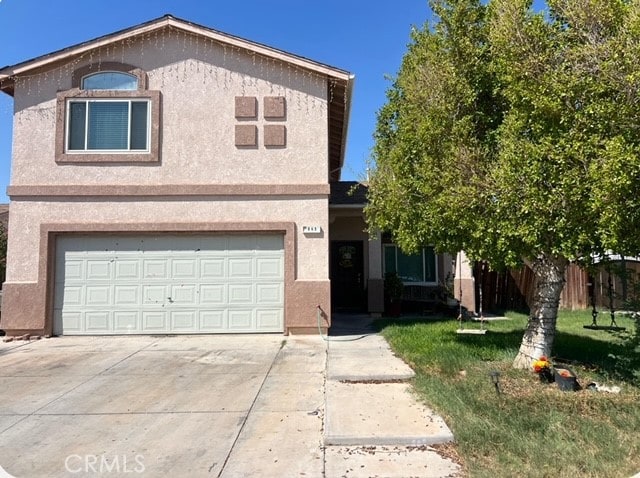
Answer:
[{"left": 53, "top": 234, "right": 284, "bottom": 335}]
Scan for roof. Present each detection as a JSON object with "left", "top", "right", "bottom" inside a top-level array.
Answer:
[
  {"left": 329, "top": 181, "right": 368, "bottom": 206},
  {"left": 0, "top": 14, "right": 353, "bottom": 180}
]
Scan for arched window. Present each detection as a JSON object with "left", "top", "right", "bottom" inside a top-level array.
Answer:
[
  {"left": 56, "top": 63, "right": 160, "bottom": 163},
  {"left": 69, "top": 72, "right": 146, "bottom": 151},
  {"left": 81, "top": 72, "right": 138, "bottom": 91}
]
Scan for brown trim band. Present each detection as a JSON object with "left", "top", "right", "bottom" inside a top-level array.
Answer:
[
  {"left": 7, "top": 184, "right": 331, "bottom": 198},
  {"left": 55, "top": 89, "right": 161, "bottom": 164}
]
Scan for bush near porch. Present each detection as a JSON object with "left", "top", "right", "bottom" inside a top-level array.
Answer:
[{"left": 376, "top": 311, "right": 640, "bottom": 478}]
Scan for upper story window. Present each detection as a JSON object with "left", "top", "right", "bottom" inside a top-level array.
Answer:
[
  {"left": 55, "top": 63, "right": 160, "bottom": 163},
  {"left": 67, "top": 99, "right": 149, "bottom": 152},
  {"left": 81, "top": 72, "right": 138, "bottom": 91}
]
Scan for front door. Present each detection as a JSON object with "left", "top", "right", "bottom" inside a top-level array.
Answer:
[{"left": 330, "top": 241, "right": 365, "bottom": 311}]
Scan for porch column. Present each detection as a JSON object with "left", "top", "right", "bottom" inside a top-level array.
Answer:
[
  {"left": 454, "top": 251, "right": 476, "bottom": 313},
  {"left": 367, "top": 231, "right": 384, "bottom": 315}
]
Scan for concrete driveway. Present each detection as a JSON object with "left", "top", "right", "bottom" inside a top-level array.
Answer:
[{"left": 0, "top": 335, "right": 326, "bottom": 477}]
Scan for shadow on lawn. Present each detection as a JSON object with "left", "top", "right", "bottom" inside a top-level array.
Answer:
[{"left": 375, "top": 316, "right": 640, "bottom": 386}]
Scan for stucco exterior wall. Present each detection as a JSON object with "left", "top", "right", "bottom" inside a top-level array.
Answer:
[
  {"left": 453, "top": 252, "right": 476, "bottom": 313},
  {"left": 6, "top": 197, "right": 328, "bottom": 282},
  {"left": 2, "top": 26, "right": 341, "bottom": 336},
  {"left": 2, "top": 197, "right": 330, "bottom": 335},
  {"left": 10, "top": 31, "right": 329, "bottom": 186}
]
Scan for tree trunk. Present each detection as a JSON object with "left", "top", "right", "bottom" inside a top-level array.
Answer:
[{"left": 512, "top": 255, "right": 568, "bottom": 369}]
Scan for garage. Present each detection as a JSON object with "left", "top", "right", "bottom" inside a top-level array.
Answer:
[{"left": 53, "top": 234, "right": 284, "bottom": 335}]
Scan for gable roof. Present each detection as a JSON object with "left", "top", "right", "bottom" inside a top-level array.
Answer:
[{"left": 0, "top": 14, "right": 353, "bottom": 180}]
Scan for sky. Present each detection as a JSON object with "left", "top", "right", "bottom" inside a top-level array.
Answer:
[{"left": 0, "top": 0, "right": 437, "bottom": 202}]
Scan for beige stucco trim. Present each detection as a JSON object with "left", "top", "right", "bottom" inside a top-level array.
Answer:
[
  {"left": 7, "top": 184, "right": 331, "bottom": 198},
  {"left": 0, "top": 221, "right": 331, "bottom": 336}
]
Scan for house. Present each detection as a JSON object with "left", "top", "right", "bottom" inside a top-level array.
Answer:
[{"left": 0, "top": 15, "right": 472, "bottom": 336}]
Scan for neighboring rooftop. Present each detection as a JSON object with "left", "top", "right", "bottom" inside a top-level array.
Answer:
[{"left": 330, "top": 181, "right": 368, "bottom": 206}]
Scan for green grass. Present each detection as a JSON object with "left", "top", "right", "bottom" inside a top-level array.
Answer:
[{"left": 376, "top": 311, "right": 640, "bottom": 478}]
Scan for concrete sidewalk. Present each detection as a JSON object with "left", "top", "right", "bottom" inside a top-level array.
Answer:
[{"left": 323, "top": 322, "right": 461, "bottom": 478}]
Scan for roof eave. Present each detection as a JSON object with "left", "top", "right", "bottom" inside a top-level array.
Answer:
[
  {"left": 337, "top": 75, "right": 355, "bottom": 179},
  {"left": 0, "top": 14, "right": 352, "bottom": 97}
]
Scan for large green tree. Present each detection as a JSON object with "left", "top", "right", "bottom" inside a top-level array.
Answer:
[{"left": 366, "top": 0, "right": 640, "bottom": 368}]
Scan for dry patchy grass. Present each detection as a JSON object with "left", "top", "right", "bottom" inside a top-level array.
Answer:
[{"left": 378, "top": 311, "right": 640, "bottom": 478}]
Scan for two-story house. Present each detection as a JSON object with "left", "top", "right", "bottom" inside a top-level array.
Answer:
[{"left": 0, "top": 16, "right": 470, "bottom": 337}]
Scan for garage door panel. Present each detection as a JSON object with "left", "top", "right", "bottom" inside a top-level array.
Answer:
[
  {"left": 228, "top": 258, "right": 252, "bottom": 278},
  {"left": 57, "top": 310, "right": 82, "bottom": 333},
  {"left": 86, "top": 286, "right": 111, "bottom": 306},
  {"left": 199, "top": 310, "right": 226, "bottom": 330},
  {"left": 171, "top": 310, "right": 198, "bottom": 331},
  {"left": 256, "top": 283, "right": 283, "bottom": 303},
  {"left": 200, "top": 284, "right": 225, "bottom": 305},
  {"left": 171, "top": 284, "right": 197, "bottom": 304},
  {"left": 85, "top": 311, "right": 110, "bottom": 332},
  {"left": 172, "top": 259, "right": 197, "bottom": 278},
  {"left": 256, "top": 258, "right": 283, "bottom": 278},
  {"left": 143, "top": 285, "right": 168, "bottom": 305},
  {"left": 86, "top": 260, "right": 112, "bottom": 280},
  {"left": 115, "top": 260, "right": 140, "bottom": 279},
  {"left": 55, "top": 234, "right": 284, "bottom": 335},
  {"left": 114, "top": 286, "right": 139, "bottom": 306},
  {"left": 228, "top": 284, "right": 253, "bottom": 304},
  {"left": 60, "top": 285, "right": 83, "bottom": 306},
  {"left": 200, "top": 259, "right": 225, "bottom": 279},
  {"left": 228, "top": 310, "right": 253, "bottom": 329},
  {"left": 58, "top": 260, "right": 84, "bottom": 281},
  {"left": 257, "top": 310, "right": 283, "bottom": 329},
  {"left": 143, "top": 260, "right": 168, "bottom": 279},
  {"left": 142, "top": 311, "right": 168, "bottom": 332},
  {"left": 113, "top": 311, "right": 139, "bottom": 332}
]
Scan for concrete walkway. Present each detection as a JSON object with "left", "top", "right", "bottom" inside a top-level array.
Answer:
[{"left": 323, "top": 315, "right": 460, "bottom": 477}]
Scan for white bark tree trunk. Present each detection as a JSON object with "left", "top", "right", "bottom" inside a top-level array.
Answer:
[{"left": 512, "top": 255, "right": 568, "bottom": 369}]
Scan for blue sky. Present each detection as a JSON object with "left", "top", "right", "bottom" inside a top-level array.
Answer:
[{"left": 0, "top": 1, "right": 546, "bottom": 203}]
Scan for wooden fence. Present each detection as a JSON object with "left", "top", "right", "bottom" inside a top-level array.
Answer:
[{"left": 475, "top": 260, "right": 640, "bottom": 313}]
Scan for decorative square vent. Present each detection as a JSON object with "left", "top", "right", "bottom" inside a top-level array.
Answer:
[
  {"left": 264, "top": 125, "right": 286, "bottom": 147},
  {"left": 264, "top": 96, "right": 286, "bottom": 119},
  {"left": 235, "top": 96, "right": 257, "bottom": 119},
  {"left": 235, "top": 125, "right": 258, "bottom": 147}
]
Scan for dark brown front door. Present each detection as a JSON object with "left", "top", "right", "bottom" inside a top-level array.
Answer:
[{"left": 330, "top": 241, "right": 365, "bottom": 311}]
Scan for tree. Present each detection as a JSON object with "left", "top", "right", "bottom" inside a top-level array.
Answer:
[{"left": 366, "top": 0, "right": 640, "bottom": 368}]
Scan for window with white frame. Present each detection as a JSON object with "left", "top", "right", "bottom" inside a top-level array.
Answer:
[
  {"left": 383, "top": 245, "right": 437, "bottom": 283},
  {"left": 66, "top": 99, "right": 150, "bottom": 152},
  {"left": 66, "top": 72, "right": 149, "bottom": 152}
]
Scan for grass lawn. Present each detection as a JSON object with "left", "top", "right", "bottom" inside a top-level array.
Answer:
[{"left": 377, "top": 310, "right": 640, "bottom": 478}]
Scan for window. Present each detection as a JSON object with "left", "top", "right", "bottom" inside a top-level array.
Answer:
[
  {"left": 55, "top": 63, "right": 160, "bottom": 163},
  {"left": 66, "top": 100, "right": 149, "bottom": 152},
  {"left": 383, "top": 245, "right": 437, "bottom": 283},
  {"left": 82, "top": 72, "right": 138, "bottom": 90}
]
